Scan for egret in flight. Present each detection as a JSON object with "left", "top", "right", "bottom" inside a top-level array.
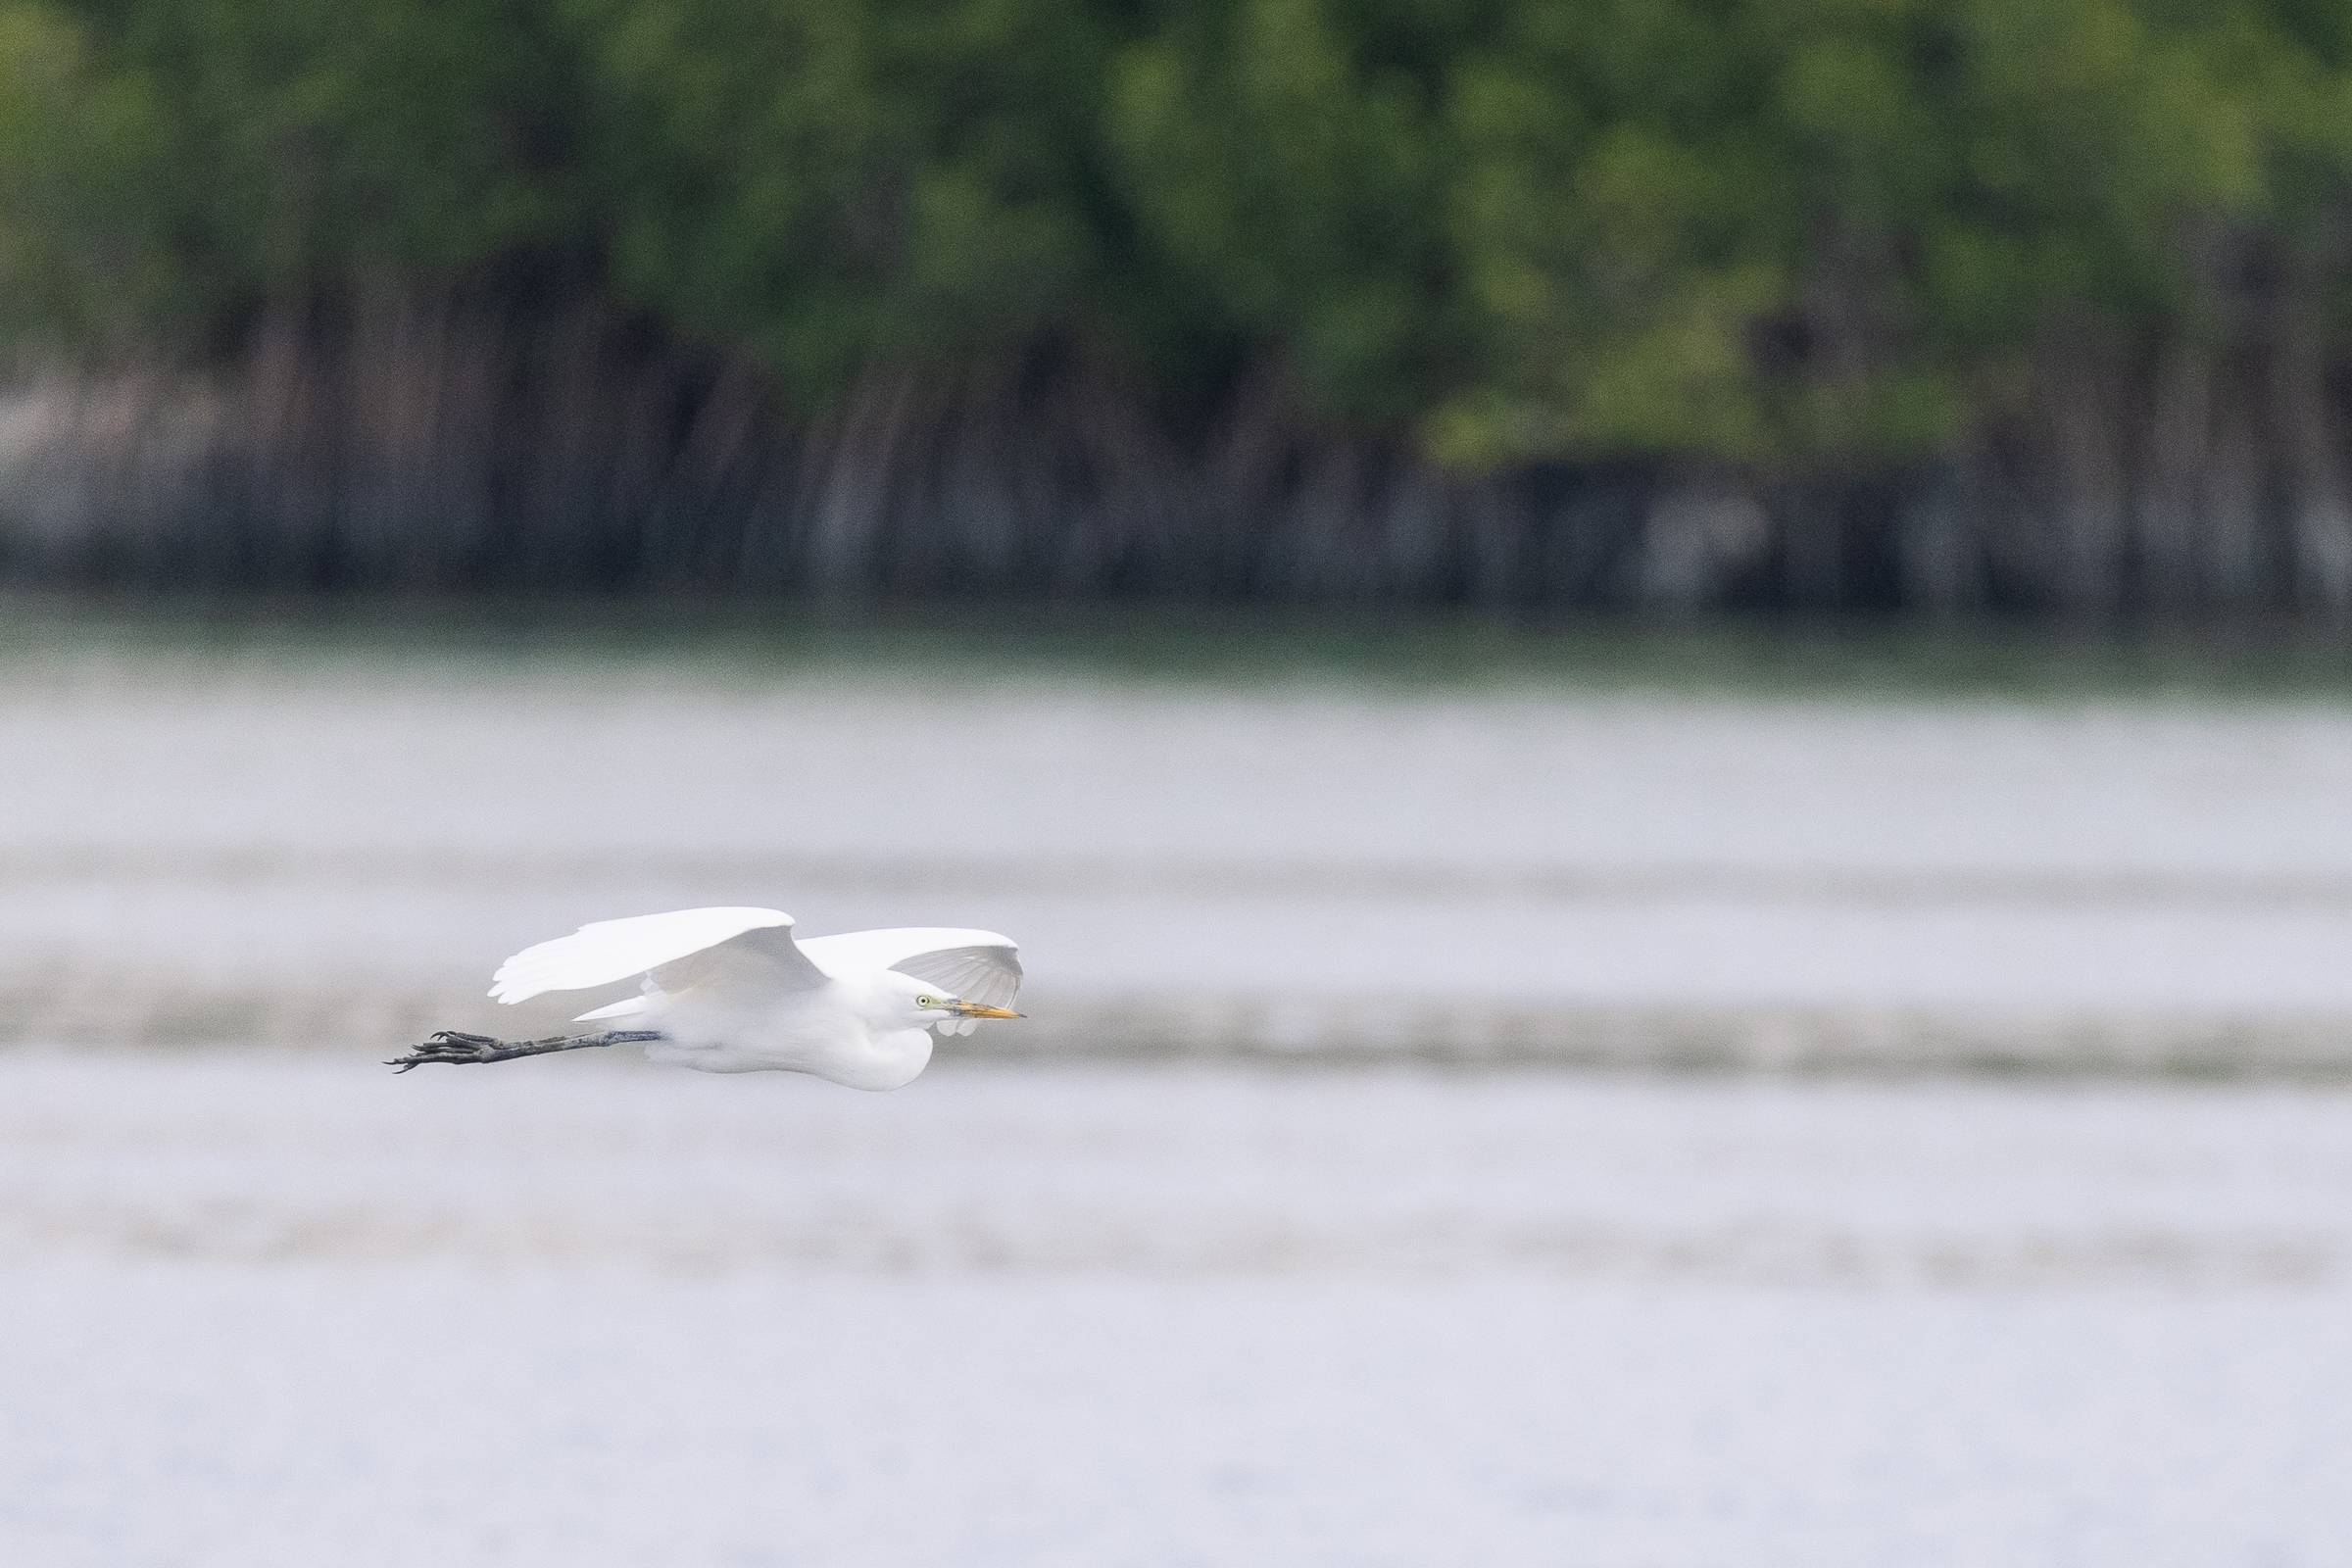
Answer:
[{"left": 391, "top": 906, "right": 1022, "bottom": 1090}]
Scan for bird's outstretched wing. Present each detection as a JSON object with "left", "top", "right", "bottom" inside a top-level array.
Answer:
[
  {"left": 490, "top": 906, "right": 827, "bottom": 1004},
  {"left": 797, "top": 927, "right": 1023, "bottom": 1009}
]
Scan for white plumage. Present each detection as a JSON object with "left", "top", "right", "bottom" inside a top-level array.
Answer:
[{"left": 488, "top": 906, "right": 1022, "bottom": 1090}]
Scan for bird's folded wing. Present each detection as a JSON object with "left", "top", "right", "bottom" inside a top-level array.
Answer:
[
  {"left": 491, "top": 906, "right": 817, "bottom": 1004},
  {"left": 797, "top": 927, "right": 1023, "bottom": 1009}
]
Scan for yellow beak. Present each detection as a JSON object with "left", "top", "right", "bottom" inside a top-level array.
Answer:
[{"left": 948, "top": 1001, "right": 1023, "bottom": 1019}]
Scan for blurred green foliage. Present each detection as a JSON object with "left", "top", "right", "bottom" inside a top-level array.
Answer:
[{"left": 2, "top": 0, "right": 2348, "bottom": 468}]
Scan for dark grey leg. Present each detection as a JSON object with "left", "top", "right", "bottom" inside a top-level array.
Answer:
[{"left": 388, "top": 1029, "right": 664, "bottom": 1072}]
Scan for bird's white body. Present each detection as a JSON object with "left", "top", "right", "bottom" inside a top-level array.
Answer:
[
  {"left": 487, "top": 906, "right": 1023, "bottom": 1091},
  {"left": 634, "top": 968, "right": 941, "bottom": 1089}
]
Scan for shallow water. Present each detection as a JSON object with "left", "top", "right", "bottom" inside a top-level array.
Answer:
[
  {"left": 7, "top": 606, "right": 2352, "bottom": 1563},
  {"left": 3, "top": 604, "right": 2350, "bottom": 1064},
  {"left": 5, "top": 1050, "right": 2351, "bottom": 1568}
]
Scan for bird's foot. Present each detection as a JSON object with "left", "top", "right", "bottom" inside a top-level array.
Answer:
[
  {"left": 389, "top": 1030, "right": 537, "bottom": 1070},
  {"left": 388, "top": 1029, "right": 662, "bottom": 1072}
]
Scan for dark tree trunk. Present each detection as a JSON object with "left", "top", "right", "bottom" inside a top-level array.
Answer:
[
  {"left": 2272, "top": 244, "right": 2352, "bottom": 612},
  {"left": 2038, "top": 318, "right": 2132, "bottom": 613}
]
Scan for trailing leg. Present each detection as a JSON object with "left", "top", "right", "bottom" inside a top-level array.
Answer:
[{"left": 388, "top": 1029, "right": 663, "bottom": 1072}]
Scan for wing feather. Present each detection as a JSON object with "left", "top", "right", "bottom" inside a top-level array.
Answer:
[
  {"left": 649, "top": 924, "right": 831, "bottom": 1000},
  {"left": 571, "top": 995, "right": 651, "bottom": 1022},
  {"left": 490, "top": 906, "right": 807, "bottom": 1004},
  {"left": 797, "top": 927, "right": 1023, "bottom": 1010}
]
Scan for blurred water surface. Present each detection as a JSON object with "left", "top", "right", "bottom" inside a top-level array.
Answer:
[
  {"left": 3, "top": 600, "right": 2350, "bottom": 1067},
  {"left": 6, "top": 602, "right": 2352, "bottom": 1566},
  {"left": 4, "top": 1049, "right": 2351, "bottom": 1568}
]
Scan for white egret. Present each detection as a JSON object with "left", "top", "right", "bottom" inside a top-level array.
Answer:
[{"left": 391, "top": 906, "right": 1022, "bottom": 1089}]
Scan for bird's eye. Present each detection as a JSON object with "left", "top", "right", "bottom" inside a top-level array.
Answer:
[{"left": 917, "top": 996, "right": 939, "bottom": 1008}]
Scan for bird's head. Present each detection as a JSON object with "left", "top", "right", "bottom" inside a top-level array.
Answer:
[{"left": 876, "top": 970, "right": 1022, "bottom": 1036}]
